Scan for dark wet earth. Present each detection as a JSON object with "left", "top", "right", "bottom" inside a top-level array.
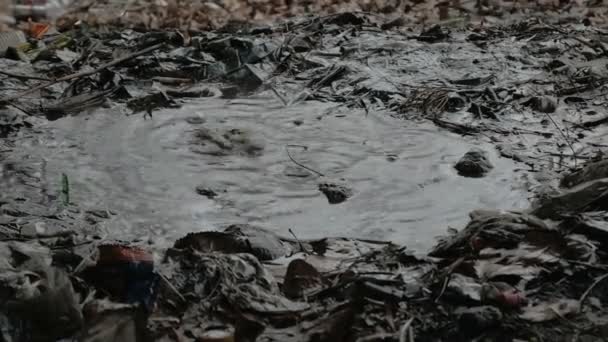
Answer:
[
  {"left": 14, "top": 95, "right": 528, "bottom": 250},
  {"left": 3, "top": 16, "right": 608, "bottom": 251}
]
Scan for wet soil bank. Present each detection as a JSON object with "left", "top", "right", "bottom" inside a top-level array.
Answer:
[{"left": 0, "top": 12, "right": 608, "bottom": 341}]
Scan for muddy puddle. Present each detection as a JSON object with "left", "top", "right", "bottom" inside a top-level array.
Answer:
[{"left": 18, "top": 94, "right": 529, "bottom": 250}]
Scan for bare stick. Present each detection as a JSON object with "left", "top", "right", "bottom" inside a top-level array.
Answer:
[
  {"left": 435, "top": 256, "right": 465, "bottom": 302},
  {"left": 579, "top": 273, "right": 608, "bottom": 306},
  {"left": 0, "top": 70, "right": 51, "bottom": 81},
  {"left": 285, "top": 145, "right": 325, "bottom": 177},
  {"left": 288, "top": 228, "right": 310, "bottom": 254},
  {"left": 435, "top": 275, "right": 450, "bottom": 303},
  {"left": 269, "top": 84, "right": 288, "bottom": 106},
  {"left": 159, "top": 272, "right": 187, "bottom": 304},
  {"left": 399, "top": 318, "right": 415, "bottom": 342},
  {"left": 2, "top": 230, "right": 77, "bottom": 241},
  {"left": 1, "top": 43, "right": 164, "bottom": 103},
  {"left": 543, "top": 112, "right": 578, "bottom": 168}
]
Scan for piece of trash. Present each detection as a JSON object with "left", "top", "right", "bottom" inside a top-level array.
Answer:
[
  {"left": 12, "top": 0, "right": 72, "bottom": 20},
  {"left": 481, "top": 282, "right": 527, "bottom": 308},
  {"left": 27, "top": 21, "right": 50, "bottom": 39},
  {"left": 0, "top": 30, "right": 26, "bottom": 57},
  {"left": 82, "top": 244, "right": 158, "bottom": 309}
]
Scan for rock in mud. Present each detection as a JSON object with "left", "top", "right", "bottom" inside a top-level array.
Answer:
[
  {"left": 195, "top": 185, "right": 222, "bottom": 199},
  {"left": 524, "top": 96, "right": 558, "bottom": 113},
  {"left": 430, "top": 210, "right": 554, "bottom": 258},
  {"left": 560, "top": 158, "right": 608, "bottom": 188},
  {"left": 282, "top": 259, "right": 322, "bottom": 298},
  {"left": 417, "top": 25, "right": 449, "bottom": 43},
  {"left": 454, "top": 148, "right": 493, "bottom": 178},
  {"left": 0, "top": 106, "right": 31, "bottom": 138},
  {"left": 531, "top": 178, "right": 608, "bottom": 219},
  {"left": 318, "top": 181, "right": 353, "bottom": 204},
  {"left": 191, "top": 127, "right": 265, "bottom": 156},
  {"left": 173, "top": 224, "right": 293, "bottom": 261}
]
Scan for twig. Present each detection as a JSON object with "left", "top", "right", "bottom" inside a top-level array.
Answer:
[
  {"left": 205, "top": 48, "right": 276, "bottom": 82},
  {"left": 399, "top": 318, "right": 415, "bottom": 342},
  {"left": 435, "top": 275, "right": 450, "bottom": 303},
  {"left": 357, "top": 333, "right": 395, "bottom": 342},
  {"left": 1, "top": 230, "right": 77, "bottom": 241},
  {"left": 579, "top": 272, "right": 608, "bottom": 306},
  {"left": 285, "top": 145, "right": 325, "bottom": 177},
  {"left": 435, "top": 256, "right": 465, "bottom": 302},
  {"left": 7, "top": 103, "right": 35, "bottom": 116},
  {"left": 0, "top": 43, "right": 164, "bottom": 103},
  {"left": 543, "top": 112, "right": 578, "bottom": 168},
  {"left": 289, "top": 228, "right": 310, "bottom": 254},
  {"left": 159, "top": 272, "right": 187, "bottom": 304},
  {"left": 269, "top": 84, "right": 288, "bottom": 106},
  {"left": 0, "top": 70, "right": 51, "bottom": 81},
  {"left": 72, "top": 242, "right": 100, "bottom": 275}
]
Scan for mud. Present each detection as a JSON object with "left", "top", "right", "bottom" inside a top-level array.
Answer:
[
  {"left": 1, "top": 8, "right": 608, "bottom": 342},
  {"left": 6, "top": 15, "right": 608, "bottom": 250}
]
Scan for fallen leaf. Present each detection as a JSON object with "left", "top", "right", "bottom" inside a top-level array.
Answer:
[
  {"left": 282, "top": 259, "right": 322, "bottom": 298},
  {"left": 475, "top": 260, "right": 541, "bottom": 286},
  {"left": 520, "top": 299, "right": 580, "bottom": 322}
]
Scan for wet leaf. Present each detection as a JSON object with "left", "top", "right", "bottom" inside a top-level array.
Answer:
[
  {"left": 561, "top": 159, "right": 608, "bottom": 189},
  {"left": 282, "top": 259, "right": 322, "bottom": 298},
  {"left": 479, "top": 244, "right": 559, "bottom": 264},
  {"left": 446, "top": 273, "right": 482, "bottom": 302},
  {"left": 520, "top": 299, "right": 580, "bottom": 322},
  {"left": 173, "top": 224, "right": 292, "bottom": 261},
  {"left": 475, "top": 260, "right": 541, "bottom": 284}
]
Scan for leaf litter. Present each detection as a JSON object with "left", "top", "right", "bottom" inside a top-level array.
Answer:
[{"left": 2, "top": 0, "right": 608, "bottom": 341}]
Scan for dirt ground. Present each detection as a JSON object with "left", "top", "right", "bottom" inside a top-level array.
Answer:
[{"left": 1, "top": 1, "right": 608, "bottom": 341}]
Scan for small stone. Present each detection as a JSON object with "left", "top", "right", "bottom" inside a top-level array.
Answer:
[
  {"left": 318, "top": 182, "right": 353, "bottom": 204},
  {"left": 195, "top": 186, "right": 219, "bottom": 199},
  {"left": 454, "top": 148, "right": 493, "bottom": 178},
  {"left": 186, "top": 116, "right": 205, "bottom": 125},
  {"left": 220, "top": 86, "right": 239, "bottom": 99}
]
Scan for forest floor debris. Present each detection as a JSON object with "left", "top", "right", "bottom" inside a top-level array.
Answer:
[{"left": 1, "top": 4, "right": 608, "bottom": 342}]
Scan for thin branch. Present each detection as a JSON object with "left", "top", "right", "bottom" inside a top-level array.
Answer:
[
  {"left": 288, "top": 228, "right": 310, "bottom": 254},
  {"left": 159, "top": 272, "right": 187, "bottom": 304},
  {"left": 269, "top": 84, "right": 288, "bottom": 106},
  {"left": 0, "top": 43, "right": 164, "bottom": 103},
  {"left": 285, "top": 145, "right": 325, "bottom": 177},
  {"left": 1, "top": 230, "right": 77, "bottom": 241},
  {"left": 579, "top": 272, "right": 608, "bottom": 306},
  {"left": 399, "top": 318, "right": 415, "bottom": 342},
  {"left": 0, "top": 70, "right": 51, "bottom": 81},
  {"left": 543, "top": 112, "right": 578, "bottom": 168}
]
